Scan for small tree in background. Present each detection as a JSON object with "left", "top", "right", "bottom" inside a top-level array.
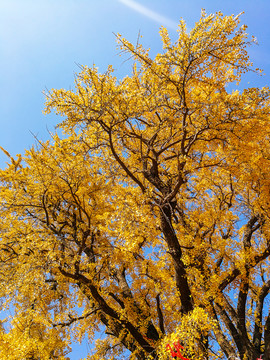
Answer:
[{"left": 0, "top": 11, "right": 270, "bottom": 360}]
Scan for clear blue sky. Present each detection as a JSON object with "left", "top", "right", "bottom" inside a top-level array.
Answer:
[{"left": 1, "top": 0, "right": 270, "bottom": 358}]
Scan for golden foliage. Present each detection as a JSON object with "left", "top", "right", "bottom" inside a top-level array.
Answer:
[{"left": 0, "top": 10, "right": 270, "bottom": 360}]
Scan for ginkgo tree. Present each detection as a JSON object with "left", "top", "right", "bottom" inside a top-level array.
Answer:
[{"left": 0, "top": 10, "right": 270, "bottom": 360}]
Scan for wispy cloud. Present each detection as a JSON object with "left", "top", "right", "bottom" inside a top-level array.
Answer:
[{"left": 118, "top": 0, "right": 178, "bottom": 30}]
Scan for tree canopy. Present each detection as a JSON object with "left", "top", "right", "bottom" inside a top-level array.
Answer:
[{"left": 0, "top": 10, "right": 270, "bottom": 360}]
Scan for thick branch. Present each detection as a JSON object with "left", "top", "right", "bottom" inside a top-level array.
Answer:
[
  {"left": 159, "top": 204, "right": 193, "bottom": 314},
  {"left": 215, "top": 302, "right": 244, "bottom": 355},
  {"left": 156, "top": 294, "right": 165, "bottom": 334},
  {"left": 77, "top": 283, "right": 145, "bottom": 359},
  {"left": 58, "top": 267, "right": 156, "bottom": 354},
  {"left": 236, "top": 280, "right": 250, "bottom": 352},
  {"left": 210, "top": 302, "right": 237, "bottom": 359},
  {"left": 253, "top": 279, "right": 270, "bottom": 351},
  {"left": 264, "top": 312, "right": 270, "bottom": 360},
  {"left": 112, "top": 268, "right": 159, "bottom": 341}
]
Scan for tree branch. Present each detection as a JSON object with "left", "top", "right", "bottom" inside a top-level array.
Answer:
[
  {"left": 108, "top": 129, "right": 145, "bottom": 193},
  {"left": 155, "top": 294, "right": 165, "bottom": 334},
  {"left": 253, "top": 279, "right": 270, "bottom": 352}
]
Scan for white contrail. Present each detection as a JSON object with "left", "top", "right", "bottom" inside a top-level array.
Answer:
[{"left": 118, "top": 0, "right": 178, "bottom": 30}]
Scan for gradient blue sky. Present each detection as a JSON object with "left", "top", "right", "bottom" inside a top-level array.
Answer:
[{"left": 1, "top": 0, "right": 270, "bottom": 358}]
